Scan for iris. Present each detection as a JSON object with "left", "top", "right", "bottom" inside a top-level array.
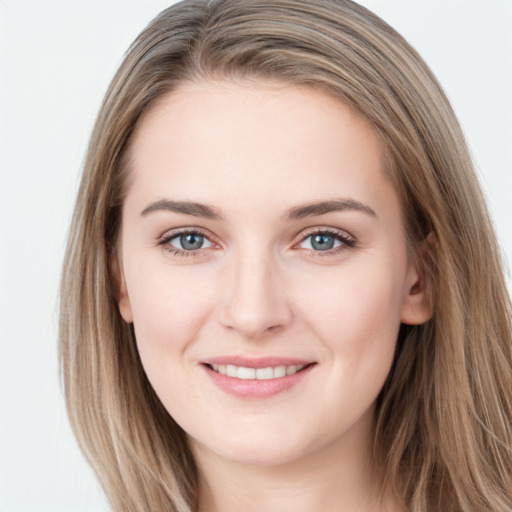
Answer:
[
  {"left": 181, "top": 233, "right": 204, "bottom": 250},
  {"left": 311, "top": 234, "right": 335, "bottom": 251}
]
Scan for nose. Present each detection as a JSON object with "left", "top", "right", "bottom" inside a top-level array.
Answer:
[{"left": 218, "top": 249, "right": 293, "bottom": 339}]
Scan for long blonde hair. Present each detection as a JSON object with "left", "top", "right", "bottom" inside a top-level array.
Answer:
[{"left": 59, "top": 1, "right": 512, "bottom": 510}]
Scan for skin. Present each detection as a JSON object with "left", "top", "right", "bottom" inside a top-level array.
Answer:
[{"left": 115, "top": 80, "right": 430, "bottom": 512}]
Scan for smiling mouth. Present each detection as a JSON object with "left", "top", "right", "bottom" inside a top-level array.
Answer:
[{"left": 206, "top": 363, "right": 314, "bottom": 380}]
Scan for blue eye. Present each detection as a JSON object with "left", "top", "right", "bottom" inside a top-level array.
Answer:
[
  {"left": 311, "top": 234, "right": 337, "bottom": 251},
  {"left": 165, "top": 231, "right": 213, "bottom": 252},
  {"left": 298, "top": 230, "right": 354, "bottom": 252}
]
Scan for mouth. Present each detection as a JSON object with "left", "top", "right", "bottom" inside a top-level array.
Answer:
[
  {"left": 205, "top": 363, "right": 313, "bottom": 380},
  {"left": 201, "top": 358, "right": 317, "bottom": 398}
]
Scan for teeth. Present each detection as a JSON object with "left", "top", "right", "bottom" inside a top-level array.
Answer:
[
  {"left": 274, "top": 366, "right": 286, "bottom": 378},
  {"left": 238, "top": 367, "right": 256, "bottom": 379},
  {"left": 256, "top": 367, "right": 273, "bottom": 380},
  {"left": 226, "top": 365, "right": 238, "bottom": 377},
  {"left": 286, "top": 365, "right": 298, "bottom": 375},
  {"left": 210, "top": 364, "right": 306, "bottom": 380}
]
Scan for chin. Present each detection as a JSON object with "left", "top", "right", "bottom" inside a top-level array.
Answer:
[
  {"left": 190, "top": 426, "right": 319, "bottom": 468},
  {"left": 218, "top": 445, "right": 307, "bottom": 467}
]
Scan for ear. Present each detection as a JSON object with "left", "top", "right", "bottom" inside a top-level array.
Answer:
[
  {"left": 110, "top": 255, "right": 133, "bottom": 323},
  {"left": 400, "top": 233, "right": 435, "bottom": 326}
]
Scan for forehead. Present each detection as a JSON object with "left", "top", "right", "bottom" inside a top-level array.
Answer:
[{"left": 125, "top": 80, "right": 396, "bottom": 218}]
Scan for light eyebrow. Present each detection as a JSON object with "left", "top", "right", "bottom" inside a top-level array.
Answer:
[
  {"left": 140, "top": 199, "right": 223, "bottom": 220},
  {"left": 284, "top": 199, "right": 377, "bottom": 221}
]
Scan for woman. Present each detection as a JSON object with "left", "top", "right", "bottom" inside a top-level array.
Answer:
[{"left": 59, "top": 0, "right": 512, "bottom": 511}]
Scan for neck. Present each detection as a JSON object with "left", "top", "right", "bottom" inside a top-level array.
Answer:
[{"left": 191, "top": 417, "right": 398, "bottom": 512}]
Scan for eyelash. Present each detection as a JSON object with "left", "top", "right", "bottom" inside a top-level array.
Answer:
[
  {"left": 158, "top": 228, "right": 213, "bottom": 258},
  {"left": 297, "top": 227, "right": 356, "bottom": 257},
  {"left": 157, "top": 227, "right": 356, "bottom": 258}
]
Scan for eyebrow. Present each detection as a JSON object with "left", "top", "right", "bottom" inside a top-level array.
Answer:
[
  {"left": 283, "top": 199, "right": 377, "bottom": 220},
  {"left": 140, "top": 198, "right": 376, "bottom": 220},
  {"left": 141, "top": 200, "right": 223, "bottom": 219}
]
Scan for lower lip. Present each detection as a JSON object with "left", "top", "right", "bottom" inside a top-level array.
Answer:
[{"left": 202, "top": 364, "right": 315, "bottom": 399}]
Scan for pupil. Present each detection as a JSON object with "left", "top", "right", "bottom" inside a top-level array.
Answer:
[
  {"left": 311, "top": 234, "right": 334, "bottom": 251},
  {"left": 181, "top": 234, "right": 203, "bottom": 250}
]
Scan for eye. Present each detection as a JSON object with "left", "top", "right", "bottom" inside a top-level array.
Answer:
[
  {"left": 169, "top": 232, "right": 213, "bottom": 251},
  {"left": 297, "top": 229, "right": 355, "bottom": 254},
  {"left": 158, "top": 229, "right": 215, "bottom": 256},
  {"left": 301, "top": 233, "right": 340, "bottom": 251}
]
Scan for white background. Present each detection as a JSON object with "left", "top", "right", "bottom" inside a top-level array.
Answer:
[{"left": 0, "top": 1, "right": 511, "bottom": 510}]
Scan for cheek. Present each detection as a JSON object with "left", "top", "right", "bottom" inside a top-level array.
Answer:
[
  {"left": 125, "top": 263, "right": 218, "bottom": 374},
  {"left": 290, "top": 259, "right": 406, "bottom": 430},
  {"left": 297, "top": 256, "right": 406, "bottom": 365}
]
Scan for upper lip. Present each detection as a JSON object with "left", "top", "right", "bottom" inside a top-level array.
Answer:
[{"left": 201, "top": 356, "right": 315, "bottom": 369}]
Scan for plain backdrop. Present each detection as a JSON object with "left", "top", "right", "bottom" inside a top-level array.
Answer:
[{"left": 0, "top": 1, "right": 511, "bottom": 510}]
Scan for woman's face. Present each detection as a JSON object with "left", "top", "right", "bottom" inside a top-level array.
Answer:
[{"left": 116, "top": 81, "right": 430, "bottom": 467}]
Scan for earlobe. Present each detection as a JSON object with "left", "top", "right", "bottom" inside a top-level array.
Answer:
[
  {"left": 400, "top": 233, "right": 435, "bottom": 326},
  {"left": 110, "top": 256, "right": 134, "bottom": 324}
]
